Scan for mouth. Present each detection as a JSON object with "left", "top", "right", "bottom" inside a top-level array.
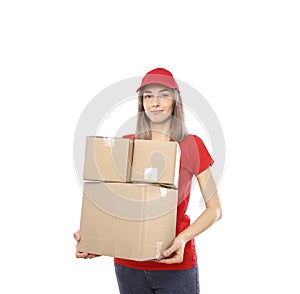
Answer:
[{"left": 151, "top": 110, "right": 164, "bottom": 114}]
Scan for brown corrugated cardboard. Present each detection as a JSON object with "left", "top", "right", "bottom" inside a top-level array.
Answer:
[
  {"left": 83, "top": 136, "right": 133, "bottom": 182},
  {"left": 130, "top": 140, "right": 180, "bottom": 188},
  {"left": 78, "top": 182, "right": 178, "bottom": 261}
]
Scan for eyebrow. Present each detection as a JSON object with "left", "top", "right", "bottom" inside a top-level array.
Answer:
[{"left": 143, "top": 89, "right": 171, "bottom": 94}]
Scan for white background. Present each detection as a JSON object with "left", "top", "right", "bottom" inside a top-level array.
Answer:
[{"left": 1, "top": 1, "right": 299, "bottom": 293}]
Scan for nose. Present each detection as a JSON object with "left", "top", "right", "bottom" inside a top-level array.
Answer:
[{"left": 152, "top": 95, "right": 160, "bottom": 107}]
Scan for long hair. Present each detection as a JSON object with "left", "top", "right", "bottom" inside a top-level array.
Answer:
[{"left": 135, "top": 88, "right": 188, "bottom": 142}]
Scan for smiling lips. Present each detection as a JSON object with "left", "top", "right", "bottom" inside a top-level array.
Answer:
[{"left": 151, "top": 110, "right": 164, "bottom": 114}]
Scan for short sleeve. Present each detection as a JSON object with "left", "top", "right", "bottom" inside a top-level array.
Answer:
[
  {"left": 192, "top": 135, "right": 214, "bottom": 175},
  {"left": 122, "top": 134, "right": 135, "bottom": 140}
]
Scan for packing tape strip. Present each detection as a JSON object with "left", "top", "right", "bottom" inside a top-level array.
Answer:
[
  {"left": 103, "top": 137, "right": 115, "bottom": 147},
  {"left": 159, "top": 187, "right": 167, "bottom": 198},
  {"left": 144, "top": 167, "right": 158, "bottom": 182},
  {"left": 155, "top": 241, "right": 163, "bottom": 259}
]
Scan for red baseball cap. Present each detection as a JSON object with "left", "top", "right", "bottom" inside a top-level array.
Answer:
[{"left": 136, "top": 68, "right": 180, "bottom": 93}]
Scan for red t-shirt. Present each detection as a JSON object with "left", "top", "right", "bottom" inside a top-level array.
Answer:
[{"left": 114, "top": 134, "right": 214, "bottom": 270}]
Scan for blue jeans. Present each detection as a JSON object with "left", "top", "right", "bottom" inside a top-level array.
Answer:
[{"left": 114, "top": 263, "right": 200, "bottom": 294}]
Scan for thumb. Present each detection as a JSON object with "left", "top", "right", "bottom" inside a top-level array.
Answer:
[
  {"left": 73, "top": 231, "right": 80, "bottom": 242},
  {"left": 163, "top": 244, "right": 177, "bottom": 257}
]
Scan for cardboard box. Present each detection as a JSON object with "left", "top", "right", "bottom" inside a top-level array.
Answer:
[
  {"left": 78, "top": 182, "right": 178, "bottom": 261},
  {"left": 83, "top": 136, "right": 133, "bottom": 182},
  {"left": 130, "top": 140, "right": 181, "bottom": 188}
]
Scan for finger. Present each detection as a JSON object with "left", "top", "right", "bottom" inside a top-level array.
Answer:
[
  {"left": 163, "top": 244, "right": 178, "bottom": 257},
  {"left": 158, "top": 255, "right": 183, "bottom": 264},
  {"left": 87, "top": 254, "right": 99, "bottom": 258},
  {"left": 73, "top": 231, "right": 80, "bottom": 242},
  {"left": 76, "top": 251, "right": 88, "bottom": 258}
]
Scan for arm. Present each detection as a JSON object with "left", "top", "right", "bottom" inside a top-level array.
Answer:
[{"left": 159, "top": 167, "right": 222, "bottom": 264}]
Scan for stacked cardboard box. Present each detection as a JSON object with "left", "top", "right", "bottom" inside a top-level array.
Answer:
[
  {"left": 78, "top": 136, "right": 180, "bottom": 261},
  {"left": 83, "top": 136, "right": 133, "bottom": 182}
]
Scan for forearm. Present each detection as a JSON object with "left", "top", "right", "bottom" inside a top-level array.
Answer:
[
  {"left": 177, "top": 167, "right": 222, "bottom": 244},
  {"left": 177, "top": 204, "right": 222, "bottom": 244},
  {"left": 160, "top": 168, "right": 222, "bottom": 264}
]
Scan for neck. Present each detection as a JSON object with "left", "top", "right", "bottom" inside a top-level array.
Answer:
[{"left": 150, "top": 119, "right": 172, "bottom": 141}]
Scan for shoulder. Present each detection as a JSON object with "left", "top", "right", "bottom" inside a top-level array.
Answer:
[
  {"left": 122, "top": 134, "right": 135, "bottom": 140},
  {"left": 179, "top": 134, "right": 204, "bottom": 147},
  {"left": 179, "top": 134, "right": 212, "bottom": 162},
  {"left": 178, "top": 134, "right": 201, "bottom": 159}
]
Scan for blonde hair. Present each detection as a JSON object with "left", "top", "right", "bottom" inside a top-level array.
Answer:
[{"left": 135, "top": 88, "right": 188, "bottom": 142}]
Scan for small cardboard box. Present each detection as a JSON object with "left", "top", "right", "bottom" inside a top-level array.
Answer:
[
  {"left": 78, "top": 182, "right": 178, "bottom": 261},
  {"left": 130, "top": 140, "right": 181, "bottom": 188},
  {"left": 83, "top": 136, "right": 133, "bottom": 182}
]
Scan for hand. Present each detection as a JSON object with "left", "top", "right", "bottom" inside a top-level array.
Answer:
[
  {"left": 158, "top": 236, "right": 186, "bottom": 264},
  {"left": 73, "top": 230, "right": 100, "bottom": 259}
]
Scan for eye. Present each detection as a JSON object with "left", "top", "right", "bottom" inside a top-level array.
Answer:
[
  {"left": 161, "top": 92, "right": 171, "bottom": 98},
  {"left": 143, "top": 94, "right": 152, "bottom": 99}
]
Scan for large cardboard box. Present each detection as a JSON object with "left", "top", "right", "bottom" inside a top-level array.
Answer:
[
  {"left": 78, "top": 182, "right": 178, "bottom": 261},
  {"left": 131, "top": 140, "right": 180, "bottom": 188},
  {"left": 83, "top": 136, "right": 133, "bottom": 182}
]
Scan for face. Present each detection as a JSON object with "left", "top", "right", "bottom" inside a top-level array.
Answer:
[{"left": 142, "top": 84, "right": 174, "bottom": 125}]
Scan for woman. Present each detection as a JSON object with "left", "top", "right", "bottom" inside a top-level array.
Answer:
[{"left": 74, "top": 68, "right": 222, "bottom": 293}]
